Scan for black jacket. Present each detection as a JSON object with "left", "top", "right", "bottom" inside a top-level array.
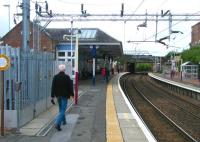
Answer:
[{"left": 51, "top": 72, "right": 74, "bottom": 98}]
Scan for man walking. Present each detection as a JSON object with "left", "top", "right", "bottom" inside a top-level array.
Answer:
[{"left": 51, "top": 64, "right": 74, "bottom": 131}]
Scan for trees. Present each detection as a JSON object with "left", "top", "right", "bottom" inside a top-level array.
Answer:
[
  {"left": 136, "top": 63, "right": 152, "bottom": 72},
  {"left": 181, "top": 46, "right": 200, "bottom": 64}
]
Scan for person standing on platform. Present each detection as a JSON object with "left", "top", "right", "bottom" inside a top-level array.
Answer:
[
  {"left": 105, "top": 67, "right": 110, "bottom": 83},
  {"left": 51, "top": 64, "right": 74, "bottom": 131},
  {"left": 101, "top": 67, "right": 106, "bottom": 81},
  {"left": 116, "top": 64, "right": 120, "bottom": 73}
]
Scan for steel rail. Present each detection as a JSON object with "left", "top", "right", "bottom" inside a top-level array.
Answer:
[
  {"left": 121, "top": 74, "right": 155, "bottom": 141},
  {"left": 145, "top": 77, "right": 200, "bottom": 120},
  {"left": 130, "top": 75, "right": 198, "bottom": 142}
]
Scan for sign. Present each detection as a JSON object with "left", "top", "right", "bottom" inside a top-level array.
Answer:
[
  {"left": 91, "top": 46, "right": 96, "bottom": 58},
  {"left": 0, "top": 54, "right": 10, "bottom": 71}
]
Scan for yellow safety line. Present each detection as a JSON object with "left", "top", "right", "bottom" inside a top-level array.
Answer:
[{"left": 106, "top": 82, "right": 124, "bottom": 142}]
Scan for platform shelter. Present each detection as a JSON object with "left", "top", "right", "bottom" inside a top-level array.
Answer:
[
  {"left": 181, "top": 61, "right": 199, "bottom": 79},
  {"left": 45, "top": 28, "right": 123, "bottom": 84}
]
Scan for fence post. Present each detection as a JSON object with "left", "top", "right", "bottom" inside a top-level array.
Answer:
[
  {"left": 0, "top": 71, "right": 4, "bottom": 136},
  {"left": 0, "top": 53, "right": 10, "bottom": 136}
]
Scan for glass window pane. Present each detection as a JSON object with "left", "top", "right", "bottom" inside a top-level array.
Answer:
[
  {"left": 58, "top": 52, "right": 65, "bottom": 57},
  {"left": 58, "top": 59, "right": 65, "bottom": 61},
  {"left": 72, "top": 59, "right": 75, "bottom": 67}
]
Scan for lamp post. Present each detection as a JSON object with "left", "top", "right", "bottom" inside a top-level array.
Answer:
[
  {"left": 70, "top": 19, "right": 73, "bottom": 79},
  {"left": 74, "top": 30, "right": 81, "bottom": 105},
  {"left": 74, "top": 33, "right": 79, "bottom": 105},
  {"left": 63, "top": 29, "right": 81, "bottom": 105},
  {"left": 3, "top": 4, "right": 10, "bottom": 30}
]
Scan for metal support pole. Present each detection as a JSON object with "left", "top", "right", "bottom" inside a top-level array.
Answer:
[
  {"left": 22, "top": 0, "right": 30, "bottom": 53},
  {"left": 1, "top": 71, "right": 4, "bottom": 136},
  {"left": 155, "top": 14, "right": 158, "bottom": 41},
  {"left": 15, "top": 49, "right": 21, "bottom": 131},
  {"left": 160, "top": 56, "right": 162, "bottom": 72},
  {"left": 92, "top": 58, "right": 95, "bottom": 86},
  {"left": 70, "top": 19, "right": 73, "bottom": 78},
  {"left": 91, "top": 46, "right": 96, "bottom": 86},
  {"left": 74, "top": 34, "right": 78, "bottom": 105},
  {"left": 168, "top": 12, "right": 172, "bottom": 42},
  {"left": 180, "top": 59, "right": 183, "bottom": 81},
  {"left": 8, "top": 6, "right": 10, "bottom": 30}
]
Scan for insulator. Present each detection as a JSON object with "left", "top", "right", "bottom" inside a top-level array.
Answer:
[
  {"left": 45, "top": 1, "right": 48, "bottom": 12},
  {"left": 35, "top": 2, "right": 38, "bottom": 11},
  {"left": 121, "top": 3, "right": 124, "bottom": 17}
]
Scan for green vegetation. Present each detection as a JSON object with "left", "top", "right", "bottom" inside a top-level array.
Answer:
[
  {"left": 181, "top": 46, "right": 200, "bottom": 64},
  {"left": 136, "top": 63, "right": 152, "bottom": 72},
  {"left": 165, "top": 51, "right": 176, "bottom": 59}
]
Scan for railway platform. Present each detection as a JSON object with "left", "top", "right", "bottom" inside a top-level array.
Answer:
[
  {"left": 155, "top": 72, "right": 200, "bottom": 87},
  {"left": 0, "top": 73, "right": 155, "bottom": 142}
]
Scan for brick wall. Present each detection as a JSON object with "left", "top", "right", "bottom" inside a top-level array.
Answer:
[
  {"left": 2, "top": 22, "right": 56, "bottom": 52},
  {"left": 191, "top": 22, "right": 200, "bottom": 47},
  {"left": 2, "top": 22, "right": 22, "bottom": 48}
]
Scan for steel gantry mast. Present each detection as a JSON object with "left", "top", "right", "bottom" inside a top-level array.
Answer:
[
  {"left": 38, "top": 13, "right": 200, "bottom": 22},
  {"left": 35, "top": 2, "right": 200, "bottom": 22},
  {"left": 37, "top": 6, "right": 200, "bottom": 46}
]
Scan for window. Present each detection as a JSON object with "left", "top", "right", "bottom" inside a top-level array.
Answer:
[
  {"left": 68, "top": 52, "right": 71, "bottom": 57},
  {"left": 72, "top": 59, "right": 75, "bottom": 67},
  {"left": 58, "top": 59, "right": 65, "bottom": 61},
  {"left": 68, "top": 51, "right": 75, "bottom": 57},
  {"left": 58, "top": 52, "right": 65, "bottom": 57}
]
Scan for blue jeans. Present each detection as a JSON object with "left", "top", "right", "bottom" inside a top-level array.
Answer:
[{"left": 55, "top": 96, "right": 68, "bottom": 126}]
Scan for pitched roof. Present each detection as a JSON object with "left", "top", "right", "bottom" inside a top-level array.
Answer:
[
  {"left": 181, "top": 61, "right": 197, "bottom": 66},
  {"left": 45, "top": 28, "right": 121, "bottom": 43},
  {"left": 45, "top": 28, "right": 123, "bottom": 57}
]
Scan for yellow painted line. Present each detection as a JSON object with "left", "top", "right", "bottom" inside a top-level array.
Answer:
[{"left": 106, "top": 81, "right": 124, "bottom": 142}]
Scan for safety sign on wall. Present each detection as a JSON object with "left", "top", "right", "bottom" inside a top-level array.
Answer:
[{"left": 0, "top": 54, "right": 10, "bottom": 71}]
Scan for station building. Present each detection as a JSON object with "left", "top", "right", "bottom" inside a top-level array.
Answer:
[
  {"left": 45, "top": 28, "right": 123, "bottom": 79},
  {"left": 1, "top": 21, "right": 123, "bottom": 80}
]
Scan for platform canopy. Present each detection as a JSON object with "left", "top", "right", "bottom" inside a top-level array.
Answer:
[{"left": 45, "top": 28, "right": 123, "bottom": 59}]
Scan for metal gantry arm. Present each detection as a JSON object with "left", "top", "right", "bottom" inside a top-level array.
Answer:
[{"left": 38, "top": 13, "right": 200, "bottom": 22}]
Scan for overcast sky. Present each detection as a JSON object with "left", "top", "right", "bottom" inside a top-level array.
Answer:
[{"left": 1, "top": 0, "right": 200, "bottom": 56}]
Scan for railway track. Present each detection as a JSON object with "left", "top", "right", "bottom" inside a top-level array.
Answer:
[
  {"left": 138, "top": 75, "right": 200, "bottom": 141},
  {"left": 146, "top": 76, "right": 200, "bottom": 118},
  {"left": 120, "top": 73, "right": 199, "bottom": 142}
]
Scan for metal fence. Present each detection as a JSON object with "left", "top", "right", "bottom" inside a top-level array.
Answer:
[{"left": 0, "top": 46, "right": 54, "bottom": 128}]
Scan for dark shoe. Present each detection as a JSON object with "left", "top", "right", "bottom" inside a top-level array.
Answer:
[
  {"left": 63, "top": 121, "right": 67, "bottom": 125},
  {"left": 55, "top": 125, "right": 62, "bottom": 131}
]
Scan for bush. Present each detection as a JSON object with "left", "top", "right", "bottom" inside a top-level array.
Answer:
[
  {"left": 181, "top": 46, "right": 200, "bottom": 64},
  {"left": 136, "top": 63, "right": 151, "bottom": 72}
]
